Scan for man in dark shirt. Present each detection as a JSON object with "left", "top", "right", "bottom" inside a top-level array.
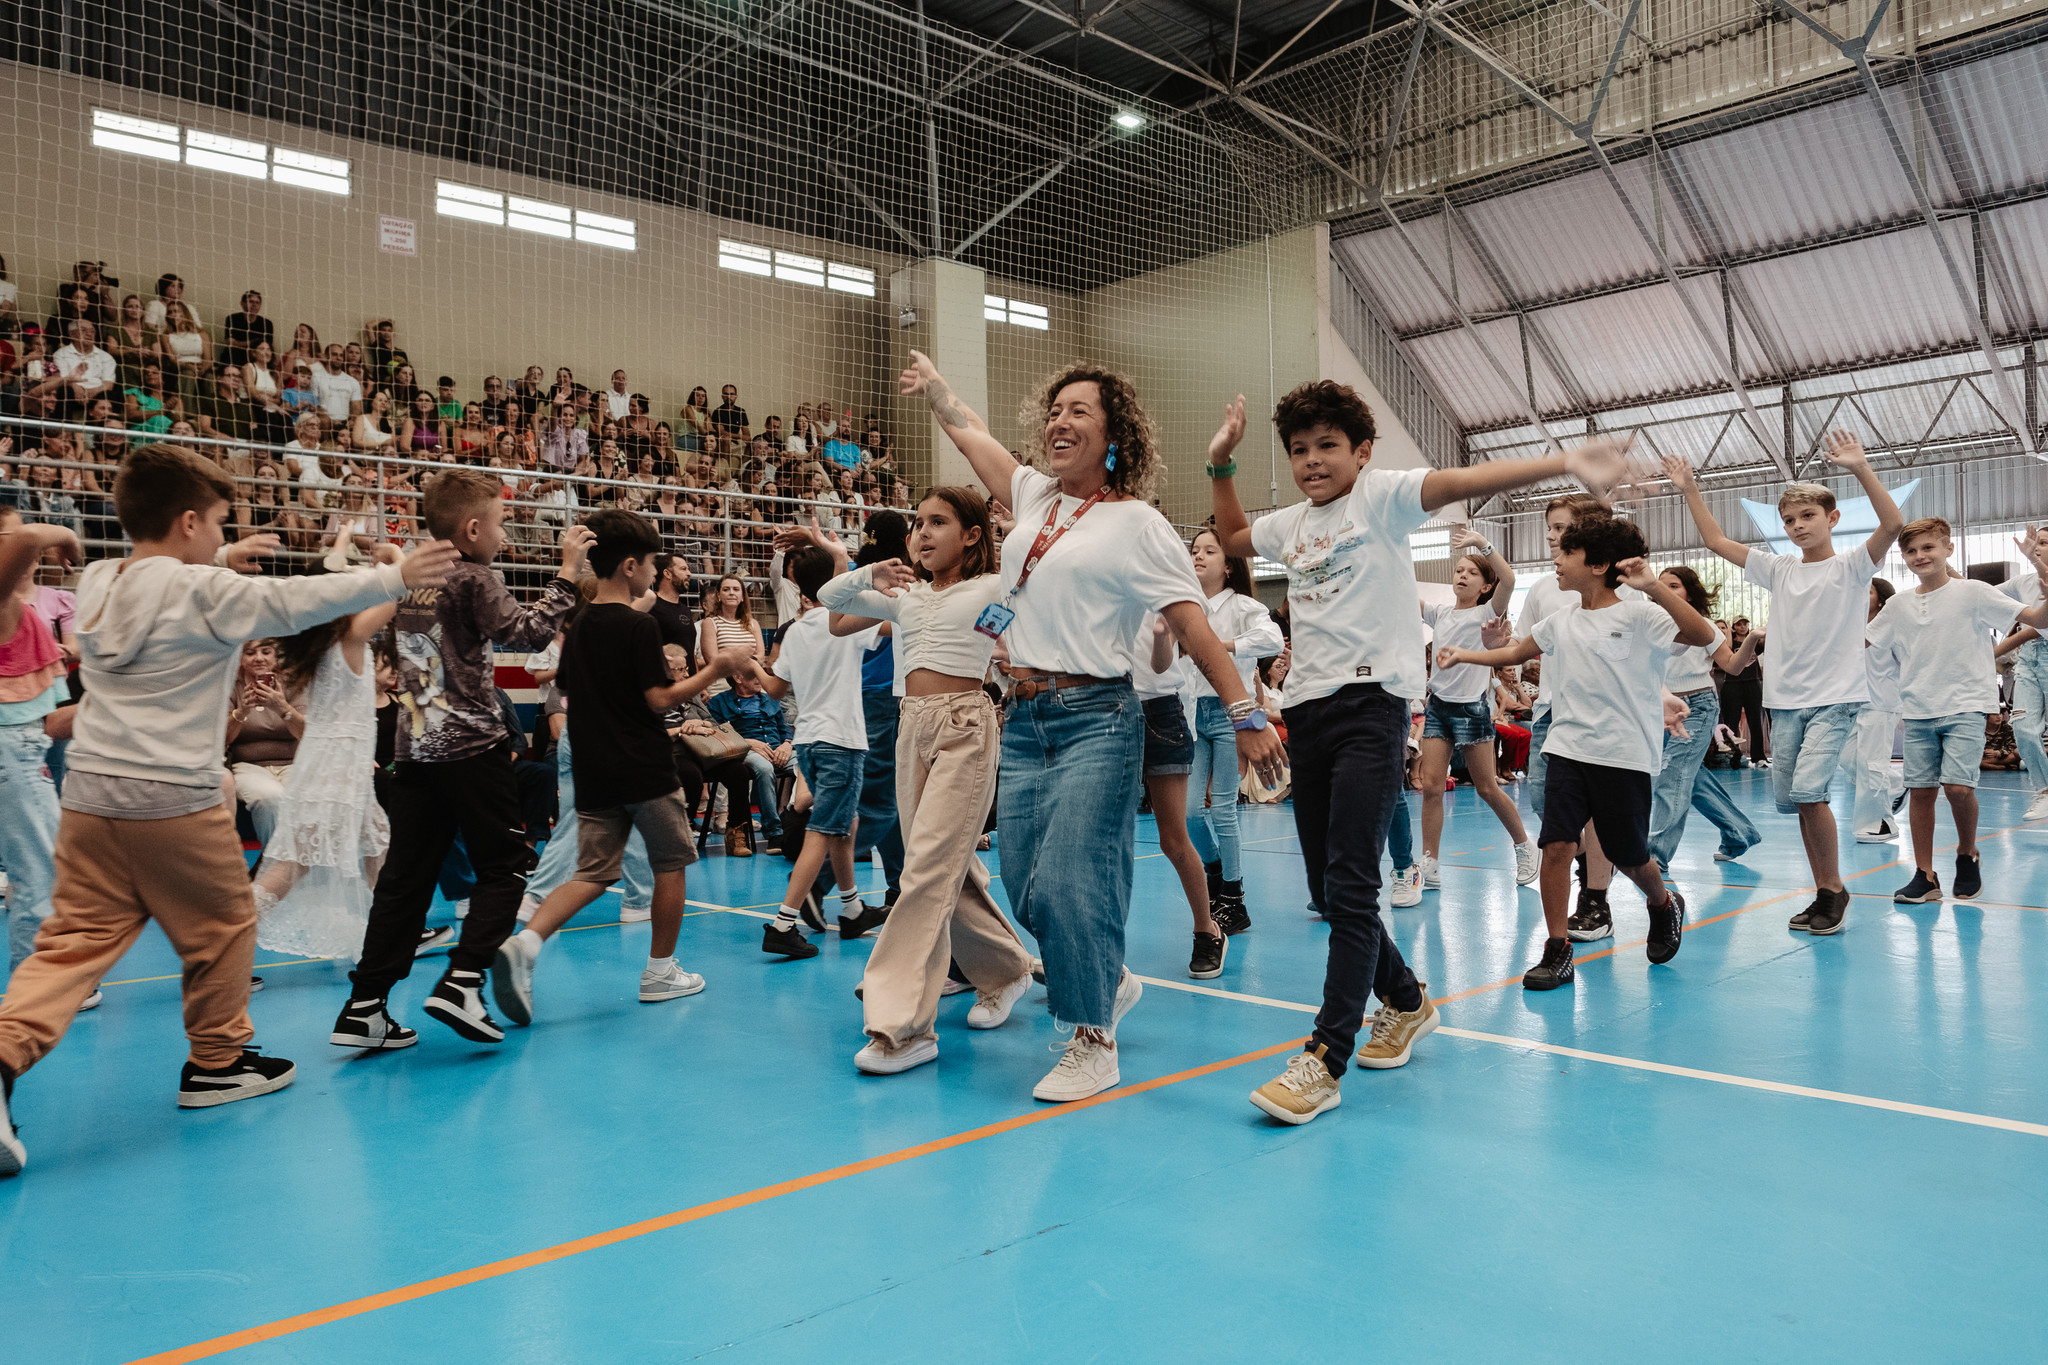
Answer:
[
  {"left": 648, "top": 553, "right": 696, "bottom": 658},
  {"left": 196, "top": 365, "right": 258, "bottom": 446},
  {"left": 221, "top": 291, "right": 275, "bottom": 368},
  {"left": 480, "top": 375, "right": 510, "bottom": 430},
  {"left": 367, "top": 319, "right": 411, "bottom": 384},
  {"left": 710, "top": 384, "right": 750, "bottom": 445}
]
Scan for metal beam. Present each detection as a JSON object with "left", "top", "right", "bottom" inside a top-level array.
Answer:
[
  {"left": 1442, "top": 200, "right": 1602, "bottom": 418},
  {"left": 1008, "top": 0, "right": 1233, "bottom": 94},
  {"left": 955, "top": 157, "right": 1071, "bottom": 255},
  {"left": 1241, "top": 0, "right": 1349, "bottom": 86},
  {"left": 1585, "top": 0, "right": 1640, "bottom": 129},
  {"left": 1375, "top": 21, "right": 1429, "bottom": 192}
]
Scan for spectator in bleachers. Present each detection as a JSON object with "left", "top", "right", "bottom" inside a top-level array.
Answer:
[
  {"left": 225, "top": 638, "right": 304, "bottom": 848},
  {"left": 158, "top": 302, "right": 212, "bottom": 403},
  {"left": 22, "top": 455, "right": 83, "bottom": 542},
  {"left": 222, "top": 290, "right": 273, "bottom": 368},
  {"left": 312, "top": 344, "right": 363, "bottom": 423},
  {"left": 53, "top": 320, "right": 118, "bottom": 415},
  {"left": 452, "top": 402, "right": 491, "bottom": 461},
  {"left": 281, "top": 363, "right": 322, "bottom": 422},
  {"left": 367, "top": 319, "right": 408, "bottom": 382},
  {"left": 788, "top": 411, "right": 815, "bottom": 457},
  {"left": 820, "top": 421, "right": 862, "bottom": 470},
  {"left": 103, "top": 294, "right": 160, "bottom": 387},
  {"left": 353, "top": 388, "right": 398, "bottom": 453},
  {"left": 282, "top": 412, "right": 325, "bottom": 480},
  {"left": 547, "top": 367, "right": 576, "bottom": 412},
  {"left": 142, "top": 273, "right": 198, "bottom": 331},
  {"left": 813, "top": 397, "right": 841, "bottom": 443},
  {"left": 711, "top": 384, "right": 750, "bottom": 445},
  {"left": 381, "top": 362, "right": 423, "bottom": 417},
  {"left": 44, "top": 282, "right": 96, "bottom": 344},
  {"left": 402, "top": 391, "right": 444, "bottom": 454},
  {"left": 122, "top": 357, "right": 179, "bottom": 442},
  {"left": 511, "top": 365, "right": 545, "bottom": 426},
  {"left": 434, "top": 375, "right": 462, "bottom": 428},
  {"left": 238, "top": 458, "right": 285, "bottom": 539},
  {"left": 761, "top": 414, "right": 787, "bottom": 452},
  {"left": 196, "top": 364, "right": 259, "bottom": 461},
  {"left": 680, "top": 385, "right": 712, "bottom": 452},
  {"left": 601, "top": 369, "right": 631, "bottom": 421},
  {"left": 243, "top": 338, "right": 281, "bottom": 407},
  {"left": 479, "top": 375, "right": 509, "bottom": 430}
]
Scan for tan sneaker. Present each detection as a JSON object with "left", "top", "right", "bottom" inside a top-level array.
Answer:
[
  {"left": 1355, "top": 988, "right": 1439, "bottom": 1070},
  {"left": 1249, "top": 1045, "right": 1341, "bottom": 1124},
  {"left": 725, "top": 825, "right": 753, "bottom": 858}
]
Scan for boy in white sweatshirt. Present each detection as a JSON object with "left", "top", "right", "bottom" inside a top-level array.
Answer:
[{"left": 0, "top": 446, "right": 454, "bottom": 1176}]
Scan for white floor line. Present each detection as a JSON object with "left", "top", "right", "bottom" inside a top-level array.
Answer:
[{"left": 1130, "top": 974, "right": 2048, "bottom": 1139}]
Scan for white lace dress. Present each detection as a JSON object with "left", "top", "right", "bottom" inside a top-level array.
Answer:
[{"left": 253, "top": 643, "right": 389, "bottom": 959}]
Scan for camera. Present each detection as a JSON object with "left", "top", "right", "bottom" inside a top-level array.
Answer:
[{"left": 99, "top": 263, "right": 119, "bottom": 288}]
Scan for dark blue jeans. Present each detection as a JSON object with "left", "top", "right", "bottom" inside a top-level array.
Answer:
[{"left": 1285, "top": 683, "right": 1423, "bottom": 1077}]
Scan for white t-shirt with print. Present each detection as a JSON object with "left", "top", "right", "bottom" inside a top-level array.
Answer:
[
  {"left": 771, "top": 608, "right": 881, "bottom": 749},
  {"left": 1743, "top": 546, "right": 1881, "bottom": 708},
  {"left": 1864, "top": 578, "right": 2019, "bottom": 719},
  {"left": 1423, "top": 601, "right": 1498, "bottom": 703},
  {"left": 309, "top": 364, "right": 364, "bottom": 423},
  {"left": 1664, "top": 625, "right": 1725, "bottom": 694},
  {"left": 1250, "top": 467, "right": 1431, "bottom": 703},
  {"left": 1529, "top": 599, "right": 1682, "bottom": 774},
  {"left": 999, "top": 467, "right": 1204, "bottom": 680}
]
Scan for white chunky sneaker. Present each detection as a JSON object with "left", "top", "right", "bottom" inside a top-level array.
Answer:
[
  {"left": 1419, "top": 854, "right": 1441, "bottom": 889},
  {"left": 639, "top": 960, "right": 706, "bottom": 1001},
  {"left": 618, "top": 904, "right": 652, "bottom": 924},
  {"left": 855, "top": 1036, "right": 938, "bottom": 1074},
  {"left": 1032, "top": 1034, "right": 1120, "bottom": 1102},
  {"left": 966, "top": 973, "right": 1032, "bottom": 1030},
  {"left": 2027, "top": 789, "right": 2048, "bottom": 823},
  {"left": 1388, "top": 865, "right": 1423, "bottom": 908},
  {"left": 1111, "top": 968, "right": 1142, "bottom": 1030},
  {"left": 1513, "top": 840, "right": 1541, "bottom": 887}
]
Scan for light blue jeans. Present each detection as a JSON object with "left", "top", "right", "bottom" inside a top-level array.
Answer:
[
  {"left": 739, "top": 749, "right": 786, "bottom": 838},
  {"left": 2009, "top": 644, "right": 2048, "bottom": 791},
  {"left": 0, "top": 720, "right": 60, "bottom": 975},
  {"left": 999, "top": 680, "right": 1143, "bottom": 1029},
  {"left": 1768, "top": 702, "right": 1862, "bottom": 813},
  {"left": 528, "top": 731, "right": 653, "bottom": 910},
  {"left": 1648, "top": 689, "right": 1761, "bottom": 873},
  {"left": 1525, "top": 708, "right": 1552, "bottom": 818},
  {"left": 1186, "top": 696, "right": 1243, "bottom": 881}
]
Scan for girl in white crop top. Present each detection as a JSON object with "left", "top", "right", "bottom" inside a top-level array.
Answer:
[{"left": 812, "top": 488, "right": 1035, "bottom": 1074}]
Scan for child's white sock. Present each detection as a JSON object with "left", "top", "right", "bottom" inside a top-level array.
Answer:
[
  {"left": 839, "top": 888, "right": 864, "bottom": 913},
  {"left": 515, "top": 927, "right": 544, "bottom": 956},
  {"left": 772, "top": 905, "right": 802, "bottom": 931},
  {"left": 647, "top": 954, "right": 674, "bottom": 970}
]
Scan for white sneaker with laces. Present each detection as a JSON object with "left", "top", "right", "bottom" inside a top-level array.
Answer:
[
  {"left": 2028, "top": 789, "right": 2048, "bottom": 823},
  {"left": 855, "top": 1036, "right": 938, "bottom": 1074},
  {"left": 1388, "top": 865, "right": 1423, "bottom": 907},
  {"left": 1032, "top": 1034, "right": 1120, "bottom": 1102},
  {"left": 1111, "top": 968, "right": 1142, "bottom": 1031},
  {"left": 1419, "top": 854, "right": 1441, "bottom": 889},
  {"left": 966, "top": 973, "right": 1032, "bottom": 1030},
  {"left": 1513, "top": 840, "right": 1540, "bottom": 886},
  {"left": 490, "top": 933, "right": 538, "bottom": 1026},
  {"left": 639, "top": 960, "right": 706, "bottom": 1001},
  {"left": 619, "top": 904, "right": 652, "bottom": 924}
]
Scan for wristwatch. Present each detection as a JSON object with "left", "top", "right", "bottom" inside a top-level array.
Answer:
[{"left": 1232, "top": 708, "right": 1270, "bottom": 733}]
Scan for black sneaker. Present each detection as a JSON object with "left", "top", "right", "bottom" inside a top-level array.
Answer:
[
  {"left": 1806, "top": 888, "right": 1849, "bottom": 936},
  {"left": 415, "top": 925, "right": 454, "bottom": 956},
  {"left": 249, "top": 976, "right": 265, "bottom": 992},
  {"left": 1522, "top": 937, "right": 1576, "bottom": 991},
  {"left": 1646, "top": 890, "right": 1686, "bottom": 965},
  {"left": 0, "top": 1064, "right": 22, "bottom": 1176},
  {"left": 1204, "top": 861, "right": 1223, "bottom": 905},
  {"left": 1189, "top": 931, "right": 1226, "bottom": 980},
  {"left": 797, "top": 893, "right": 828, "bottom": 934},
  {"left": 1953, "top": 853, "right": 1982, "bottom": 900},
  {"left": 763, "top": 923, "right": 819, "bottom": 959},
  {"left": 421, "top": 969, "right": 505, "bottom": 1043},
  {"left": 1789, "top": 896, "right": 1822, "bottom": 931},
  {"left": 1566, "top": 893, "right": 1612, "bottom": 942},
  {"left": 177, "top": 1048, "right": 296, "bottom": 1109},
  {"left": 837, "top": 900, "right": 890, "bottom": 939},
  {"left": 1030, "top": 957, "right": 1046, "bottom": 984},
  {"left": 1890, "top": 789, "right": 1908, "bottom": 814},
  {"left": 330, "top": 998, "right": 419, "bottom": 1050},
  {"left": 1212, "top": 882, "right": 1251, "bottom": 937},
  {"left": 1894, "top": 870, "right": 1942, "bottom": 904}
]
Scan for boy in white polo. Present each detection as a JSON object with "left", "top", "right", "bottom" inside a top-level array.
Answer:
[
  {"left": 1665, "top": 434, "right": 1903, "bottom": 936},
  {"left": 1868, "top": 518, "right": 2048, "bottom": 903}
]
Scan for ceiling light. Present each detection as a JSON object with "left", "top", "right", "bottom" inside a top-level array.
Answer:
[{"left": 1113, "top": 110, "right": 1146, "bottom": 131}]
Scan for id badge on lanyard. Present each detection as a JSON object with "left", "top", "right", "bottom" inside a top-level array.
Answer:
[{"left": 973, "top": 600, "right": 1015, "bottom": 640}]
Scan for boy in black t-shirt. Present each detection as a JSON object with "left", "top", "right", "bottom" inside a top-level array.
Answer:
[{"left": 491, "top": 510, "right": 752, "bottom": 1022}]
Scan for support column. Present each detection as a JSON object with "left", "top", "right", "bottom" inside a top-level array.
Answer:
[{"left": 889, "top": 257, "right": 990, "bottom": 492}]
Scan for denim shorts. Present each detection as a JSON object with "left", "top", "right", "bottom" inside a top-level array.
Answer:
[
  {"left": 1902, "top": 712, "right": 1986, "bottom": 790},
  {"left": 796, "top": 741, "right": 864, "bottom": 837},
  {"left": 1421, "top": 694, "right": 1494, "bottom": 748},
  {"left": 1767, "top": 702, "right": 1860, "bottom": 813},
  {"left": 1141, "top": 695, "right": 1194, "bottom": 776}
]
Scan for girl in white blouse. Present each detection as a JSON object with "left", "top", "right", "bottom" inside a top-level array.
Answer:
[{"left": 816, "top": 488, "right": 1036, "bottom": 1075}]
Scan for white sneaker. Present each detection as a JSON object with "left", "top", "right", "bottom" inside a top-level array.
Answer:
[
  {"left": 1388, "top": 865, "right": 1423, "bottom": 908},
  {"left": 451, "top": 898, "right": 470, "bottom": 919},
  {"left": 2027, "top": 790, "right": 2048, "bottom": 823},
  {"left": 966, "top": 973, "right": 1032, "bottom": 1029},
  {"left": 1419, "top": 854, "right": 1441, "bottom": 889},
  {"left": 1111, "top": 968, "right": 1142, "bottom": 1031},
  {"left": 1855, "top": 822, "right": 1899, "bottom": 844},
  {"left": 619, "top": 904, "right": 652, "bottom": 924},
  {"left": 490, "top": 932, "right": 538, "bottom": 1026},
  {"left": 516, "top": 893, "right": 540, "bottom": 923},
  {"left": 1513, "top": 840, "right": 1540, "bottom": 887},
  {"left": 639, "top": 960, "right": 706, "bottom": 1001},
  {"left": 939, "top": 977, "right": 974, "bottom": 997},
  {"left": 855, "top": 1036, "right": 938, "bottom": 1074},
  {"left": 1032, "top": 1034, "right": 1120, "bottom": 1102},
  {"left": 79, "top": 989, "right": 104, "bottom": 1011}
]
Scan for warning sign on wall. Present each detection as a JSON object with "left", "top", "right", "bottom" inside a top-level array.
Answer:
[{"left": 378, "top": 216, "right": 419, "bottom": 256}]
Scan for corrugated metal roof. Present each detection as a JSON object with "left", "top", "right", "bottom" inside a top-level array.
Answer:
[
  {"left": 1927, "top": 41, "right": 2048, "bottom": 198},
  {"left": 1732, "top": 219, "right": 1982, "bottom": 371},
  {"left": 1403, "top": 318, "right": 1540, "bottom": 429},
  {"left": 1527, "top": 275, "right": 1738, "bottom": 407},
  {"left": 1985, "top": 197, "right": 2048, "bottom": 335},
  {"left": 1333, "top": 217, "right": 1509, "bottom": 332},
  {"left": 1457, "top": 159, "right": 1701, "bottom": 300}
]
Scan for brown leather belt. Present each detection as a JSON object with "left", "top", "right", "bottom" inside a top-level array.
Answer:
[{"left": 1007, "top": 671, "right": 1125, "bottom": 702}]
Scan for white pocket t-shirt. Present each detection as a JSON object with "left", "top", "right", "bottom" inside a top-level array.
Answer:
[{"left": 1529, "top": 599, "right": 1681, "bottom": 774}]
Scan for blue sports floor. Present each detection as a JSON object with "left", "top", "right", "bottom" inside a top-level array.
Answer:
[{"left": 5, "top": 766, "right": 2047, "bottom": 1363}]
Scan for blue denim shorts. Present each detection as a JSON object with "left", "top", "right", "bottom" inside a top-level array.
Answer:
[
  {"left": 1141, "top": 695, "right": 1194, "bottom": 776},
  {"left": 796, "top": 741, "right": 864, "bottom": 837},
  {"left": 1421, "top": 694, "right": 1494, "bottom": 748},
  {"left": 1902, "top": 712, "right": 1986, "bottom": 790},
  {"left": 1767, "top": 702, "right": 1860, "bottom": 813}
]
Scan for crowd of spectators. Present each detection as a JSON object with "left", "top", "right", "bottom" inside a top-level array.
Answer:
[{"left": 0, "top": 257, "right": 916, "bottom": 619}]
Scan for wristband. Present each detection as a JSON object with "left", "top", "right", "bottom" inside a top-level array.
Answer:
[
  {"left": 1225, "top": 697, "right": 1256, "bottom": 722},
  {"left": 1205, "top": 460, "right": 1237, "bottom": 480},
  {"left": 1475, "top": 540, "right": 1496, "bottom": 557}
]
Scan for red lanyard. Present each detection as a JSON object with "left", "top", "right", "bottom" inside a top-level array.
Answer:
[{"left": 1010, "top": 488, "right": 1107, "bottom": 598}]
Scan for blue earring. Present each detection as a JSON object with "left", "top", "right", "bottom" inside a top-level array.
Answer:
[{"left": 1106, "top": 442, "right": 1119, "bottom": 472}]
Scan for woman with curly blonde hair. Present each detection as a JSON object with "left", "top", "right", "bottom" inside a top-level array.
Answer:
[{"left": 898, "top": 349, "right": 1286, "bottom": 1104}]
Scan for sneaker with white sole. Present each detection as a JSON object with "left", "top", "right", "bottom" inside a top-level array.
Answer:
[
  {"left": 939, "top": 977, "right": 973, "bottom": 997},
  {"left": 177, "top": 1048, "right": 296, "bottom": 1109},
  {"left": 2028, "top": 790, "right": 2048, "bottom": 823},
  {"left": 797, "top": 893, "right": 828, "bottom": 934},
  {"left": 1032, "top": 1034, "right": 1120, "bottom": 1102},
  {"left": 1249, "top": 1045, "right": 1340, "bottom": 1124},
  {"left": 330, "top": 998, "right": 419, "bottom": 1050},
  {"left": 1513, "top": 840, "right": 1540, "bottom": 886},
  {"left": 422, "top": 969, "right": 505, "bottom": 1043},
  {"left": 1566, "top": 896, "right": 1613, "bottom": 943},
  {"left": 619, "top": 904, "right": 652, "bottom": 924},
  {"left": 1418, "top": 854, "right": 1441, "bottom": 889},
  {"left": 1355, "top": 992, "right": 1439, "bottom": 1069},
  {"left": 1854, "top": 823, "right": 1899, "bottom": 844},
  {"left": 79, "top": 989, "right": 103, "bottom": 1011},
  {"left": 855, "top": 1036, "right": 938, "bottom": 1074},
  {"left": 639, "top": 960, "right": 706, "bottom": 1001},
  {"left": 416, "top": 925, "right": 455, "bottom": 955},
  {"left": 966, "top": 974, "right": 1032, "bottom": 1029},
  {"left": 1111, "top": 968, "right": 1142, "bottom": 1031},
  {"left": 491, "top": 934, "right": 538, "bottom": 1026},
  {"left": 1388, "top": 865, "right": 1423, "bottom": 908},
  {"left": 0, "top": 1066, "right": 24, "bottom": 1176}
]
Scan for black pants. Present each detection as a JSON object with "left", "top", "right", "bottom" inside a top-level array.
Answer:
[
  {"left": 672, "top": 746, "right": 751, "bottom": 825},
  {"left": 511, "top": 757, "right": 555, "bottom": 841},
  {"left": 351, "top": 744, "right": 531, "bottom": 998},
  {"left": 1285, "top": 683, "right": 1423, "bottom": 1077},
  {"left": 1719, "top": 677, "right": 1766, "bottom": 761}
]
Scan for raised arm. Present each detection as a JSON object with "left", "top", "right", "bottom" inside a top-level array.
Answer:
[
  {"left": 1450, "top": 524, "right": 1515, "bottom": 616},
  {"left": 0, "top": 523, "right": 80, "bottom": 643},
  {"left": 1661, "top": 453, "right": 1749, "bottom": 568},
  {"left": 1821, "top": 432, "right": 1903, "bottom": 566},
  {"left": 898, "top": 349, "right": 1019, "bottom": 498},
  {"left": 1621, "top": 557, "right": 1716, "bottom": 647},
  {"left": 1205, "top": 394, "right": 1257, "bottom": 559},
  {"left": 818, "top": 560, "right": 911, "bottom": 636},
  {"left": 1420, "top": 437, "right": 1631, "bottom": 517}
]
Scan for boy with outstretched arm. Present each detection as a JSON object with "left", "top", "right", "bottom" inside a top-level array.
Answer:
[
  {"left": 1868, "top": 517, "right": 2048, "bottom": 903},
  {"left": 1207, "top": 379, "right": 1629, "bottom": 1124},
  {"left": 1665, "top": 435, "right": 1903, "bottom": 936},
  {"left": 0, "top": 446, "right": 456, "bottom": 1175},
  {"left": 1439, "top": 517, "right": 1715, "bottom": 989}
]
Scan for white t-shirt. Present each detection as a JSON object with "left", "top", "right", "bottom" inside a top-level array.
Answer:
[
  {"left": 1250, "top": 466, "right": 1431, "bottom": 702},
  {"left": 309, "top": 365, "right": 364, "bottom": 423},
  {"left": 1743, "top": 546, "right": 1881, "bottom": 708},
  {"left": 1423, "top": 601, "right": 1499, "bottom": 703},
  {"left": 51, "top": 344, "right": 117, "bottom": 391},
  {"left": 1529, "top": 599, "right": 1682, "bottom": 774},
  {"left": 1130, "top": 612, "right": 1185, "bottom": 701},
  {"left": 2003, "top": 572, "right": 2047, "bottom": 660},
  {"left": 1516, "top": 572, "right": 1641, "bottom": 712},
  {"left": 1664, "top": 625, "right": 1725, "bottom": 694},
  {"left": 1187, "top": 589, "right": 1283, "bottom": 699},
  {"left": 816, "top": 566, "right": 1004, "bottom": 685},
  {"left": 1864, "top": 578, "right": 2019, "bottom": 719},
  {"left": 1863, "top": 638, "right": 1902, "bottom": 715},
  {"left": 771, "top": 607, "right": 880, "bottom": 749},
  {"left": 143, "top": 298, "right": 202, "bottom": 331},
  {"left": 999, "top": 467, "right": 1203, "bottom": 679},
  {"left": 604, "top": 390, "right": 631, "bottom": 420}
]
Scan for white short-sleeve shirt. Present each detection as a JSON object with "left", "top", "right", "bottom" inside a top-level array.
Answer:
[
  {"left": 1423, "top": 601, "right": 1498, "bottom": 703},
  {"left": 1664, "top": 625, "right": 1725, "bottom": 694},
  {"left": 1250, "top": 467, "right": 1431, "bottom": 703},
  {"left": 1187, "top": 589, "right": 1283, "bottom": 699},
  {"left": 1517, "top": 572, "right": 1641, "bottom": 713},
  {"left": 1864, "top": 578, "right": 2020, "bottom": 719},
  {"left": 1130, "top": 612, "right": 1185, "bottom": 701},
  {"left": 770, "top": 608, "right": 881, "bottom": 749},
  {"left": 1863, "top": 637, "right": 1902, "bottom": 715},
  {"left": 1743, "top": 546, "right": 1881, "bottom": 708},
  {"left": 998, "top": 467, "right": 1203, "bottom": 679},
  {"left": 1529, "top": 599, "right": 1682, "bottom": 774}
]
